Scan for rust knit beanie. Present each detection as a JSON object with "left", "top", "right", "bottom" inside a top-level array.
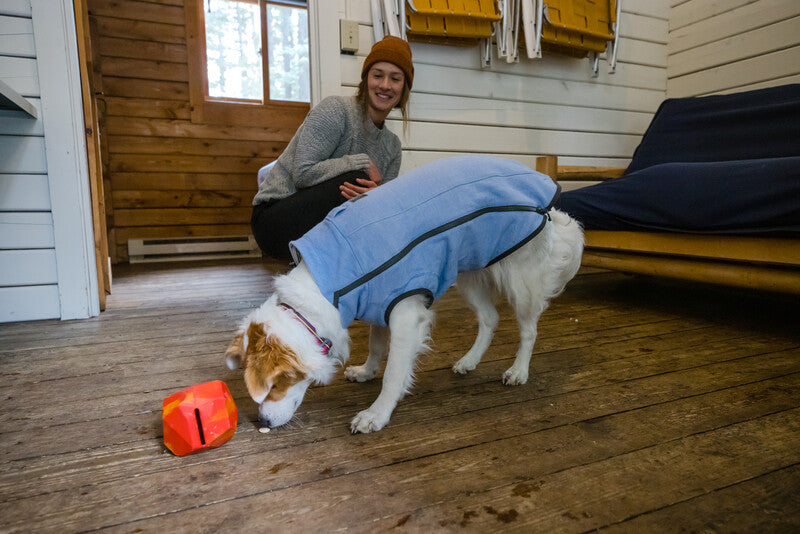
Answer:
[{"left": 361, "top": 35, "right": 414, "bottom": 89}]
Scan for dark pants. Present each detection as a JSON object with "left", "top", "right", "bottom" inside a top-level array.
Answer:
[{"left": 251, "top": 170, "right": 369, "bottom": 259}]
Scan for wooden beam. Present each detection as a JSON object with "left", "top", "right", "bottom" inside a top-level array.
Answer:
[
  {"left": 582, "top": 250, "right": 800, "bottom": 295},
  {"left": 586, "top": 231, "right": 800, "bottom": 266}
]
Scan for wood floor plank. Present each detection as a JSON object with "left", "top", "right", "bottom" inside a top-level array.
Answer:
[
  {"left": 2, "top": 319, "right": 794, "bottom": 438},
  {"left": 0, "top": 300, "right": 704, "bottom": 388},
  {"left": 601, "top": 463, "right": 800, "bottom": 533},
  {"left": 47, "top": 395, "right": 799, "bottom": 533},
  {"left": 1, "top": 262, "right": 798, "bottom": 532},
  {"left": 370, "top": 409, "right": 800, "bottom": 533},
  {"left": 2, "top": 348, "right": 797, "bottom": 511}
]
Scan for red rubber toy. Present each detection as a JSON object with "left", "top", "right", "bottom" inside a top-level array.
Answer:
[{"left": 162, "top": 380, "right": 237, "bottom": 456}]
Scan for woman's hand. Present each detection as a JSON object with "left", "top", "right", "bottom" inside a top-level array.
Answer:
[
  {"left": 368, "top": 160, "right": 383, "bottom": 184},
  {"left": 340, "top": 177, "right": 379, "bottom": 199},
  {"left": 340, "top": 160, "right": 382, "bottom": 199}
]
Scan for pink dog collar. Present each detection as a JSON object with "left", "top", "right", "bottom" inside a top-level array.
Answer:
[{"left": 278, "top": 303, "right": 333, "bottom": 356}]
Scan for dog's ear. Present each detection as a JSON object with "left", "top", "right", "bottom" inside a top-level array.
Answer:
[
  {"left": 242, "top": 322, "right": 272, "bottom": 402},
  {"left": 241, "top": 321, "right": 308, "bottom": 403},
  {"left": 225, "top": 332, "right": 245, "bottom": 370}
]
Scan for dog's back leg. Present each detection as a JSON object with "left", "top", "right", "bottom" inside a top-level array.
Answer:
[
  {"left": 350, "top": 295, "right": 433, "bottom": 433},
  {"left": 502, "top": 297, "right": 547, "bottom": 385},
  {"left": 453, "top": 270, "right": 498, "bottom": 375}
]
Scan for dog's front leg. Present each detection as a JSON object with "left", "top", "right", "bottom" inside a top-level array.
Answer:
[
  {"left": 350, "top": 296, "right": 432, "bottom": 434},
  {"left": 344, "top": 324, "right": 389, "bottom": 382}
]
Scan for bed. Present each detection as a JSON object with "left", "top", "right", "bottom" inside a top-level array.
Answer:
[{"left": 547, "top": 83, "right": 800, "bottom": 294}]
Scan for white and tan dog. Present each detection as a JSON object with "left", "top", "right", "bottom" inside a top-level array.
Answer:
[{"left": 226, "top": 156, "right": 583, "bottom": 433}]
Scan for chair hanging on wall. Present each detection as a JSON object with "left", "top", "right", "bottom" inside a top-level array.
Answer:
[
  {"left": 496, "top": 0, "right": 621, "bottom": 74},
  {"left": 404, "top": 0, "right": 502, "bottom": 46},
  {"left": 372, "top": 0, "right": 621, "bottom": 75}
]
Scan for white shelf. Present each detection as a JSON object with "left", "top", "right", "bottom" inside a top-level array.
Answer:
[{"left": 0, "top": 80, "right": 38, "bottom": 118}]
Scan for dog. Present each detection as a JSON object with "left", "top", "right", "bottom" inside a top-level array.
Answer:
[{"left": 226, "top": 155, "right": 584, "bottom": 433}]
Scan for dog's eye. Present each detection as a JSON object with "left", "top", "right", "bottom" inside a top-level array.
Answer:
[{"left": 265, "top": 387, "right": 287, "bottom": 402}]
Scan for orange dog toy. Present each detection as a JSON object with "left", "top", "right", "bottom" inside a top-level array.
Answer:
[{"left": 162, "top": 380, "right": 237, "bottom": 456}]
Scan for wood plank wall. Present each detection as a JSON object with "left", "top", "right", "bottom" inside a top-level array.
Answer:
[
  {"left": 89, "top": 0, "right": 670, "bottom": 262},
  {"left": 338, "top": 0, "right": 669, "bottom": 176},
  {"left": 0, "top": 0, "right": 61, "bottom": 321},
  {"left": 86, "top": 0, "right": 297, "bottom": 262},
  {"left": 667, "top": 0, "right": 800, "bottom": 97}
]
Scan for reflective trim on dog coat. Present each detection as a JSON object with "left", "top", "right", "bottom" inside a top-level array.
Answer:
[{"left": 290, "top": 155, "right": 560, "bottom": 328}]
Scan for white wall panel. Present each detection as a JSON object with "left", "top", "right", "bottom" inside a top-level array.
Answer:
[
  {"left": 0, "top": 285, "right": 60, "bottom": 323},
  {"left": 0, "top": 249, "right": 57, "bottom": 285},
  {"left": 334, "top": 0, "right": 669, "bottom": 172},
  {"left": 724, "top": 74, "right": 800, "bottom": 95},
  {"left": 352, "top": 24, "right": 666, "bottom": 89},
  {"left": 627, "top": 0, "right": 671, "bottom": 19},
  {"left": 670, "top": 0, "right": 755, "bottom": 31},
  {"left": 668, "top": 17, "right": 800, "bottom": 78},
  {"left": 669, "top": 44, "right": 800, "bottom": 97},
  {"left": 0, "top": 56, "right": 39, "bottom": 97},
  {"left": 341, "top": 57, "right": 664, "bottom": 112},
  {"left": 0, "top": 175, "right": 51, "bottom": 212},
  {"left": 0, "top": 100, "right": 43, "bottom": 135},
  {"left": 667, "top": 0, "right": 800, "bottom": 96},
  {"left": 668, "top": 0, "right": 800, "bottom": 54},
  {"left": 0, "top": 0, "right": 32, "bottom": 18},
  {"left": 0, "top": 212, "right": 54, "bottom": 249},
  {"left": 0, "top": 136, "right": 47, "bottom": 174},
  {"left": 31, "top": 0, "right": 99, "bottom": 320},
  {"left": 399, "top": 93, "right": 654, "bottom": 135},
  {"left": 0, "top": 14, "right": 35, "bottom": 57},
  {"left": 390, "top": 120, "right": 641, "bottom": 159},
  {"left": 0, "top": 0, "right": 62, "bottom": 323}
]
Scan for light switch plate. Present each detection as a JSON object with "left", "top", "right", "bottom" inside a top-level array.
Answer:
[{"left": 340, "top": 19, "right": 359, "bottom": 55}]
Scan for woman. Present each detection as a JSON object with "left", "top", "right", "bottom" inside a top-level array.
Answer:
[{"left": 251, "top": 35, "right": 414, "bottom": 259}]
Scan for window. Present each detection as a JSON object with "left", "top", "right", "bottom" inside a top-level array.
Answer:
[{"left": 185, "top": 0, "right": 310, "bottom": 125}]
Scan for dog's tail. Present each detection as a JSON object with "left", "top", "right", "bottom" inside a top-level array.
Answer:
[{"left": 546, "top": 208, "right": 585, "bottom": 295}]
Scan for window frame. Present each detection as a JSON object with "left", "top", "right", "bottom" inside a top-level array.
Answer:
[{"left": 185, "top": 0, "right": 310, "bottom": 126}]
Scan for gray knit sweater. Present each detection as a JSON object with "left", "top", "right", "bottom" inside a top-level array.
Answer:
[{"left": 253, "top": 96, "right": 402, "bottom": 205}]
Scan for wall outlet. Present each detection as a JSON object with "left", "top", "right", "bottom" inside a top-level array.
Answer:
[{"left": 340, "top": 19, "right": 359, "bottom": 55}]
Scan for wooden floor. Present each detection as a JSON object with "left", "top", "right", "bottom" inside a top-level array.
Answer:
[{"left": 1, "top": 259, "right": 799, "bottom": 533}]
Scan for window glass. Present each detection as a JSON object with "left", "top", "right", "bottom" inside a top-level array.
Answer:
[
  {"left": 266, "top": 4, "right": 310, "bottom": 102},
  {"left": 204, "top": 0, "right": 263, "bottom": 100}
]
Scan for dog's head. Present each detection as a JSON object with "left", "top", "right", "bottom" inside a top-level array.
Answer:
[{"left": 225, "top": 299, "right": 339, "bottom": 428}]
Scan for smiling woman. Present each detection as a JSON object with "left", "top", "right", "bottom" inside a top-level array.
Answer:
[{"left": 250, "top": 35, "right": 416, "bottom": 260}]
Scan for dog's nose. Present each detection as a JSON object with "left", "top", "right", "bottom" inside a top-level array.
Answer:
[{"left": 258, "top": 415, "right": 272, "bottom": 428}]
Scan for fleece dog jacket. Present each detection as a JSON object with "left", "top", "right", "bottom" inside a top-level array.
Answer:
[{"left": 290, "top": 155, "right": 560, "bottom": 328}]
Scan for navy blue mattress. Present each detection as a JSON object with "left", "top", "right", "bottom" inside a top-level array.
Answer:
[{"left": 555, "top": 84, "right": 800, "bottom": 236}]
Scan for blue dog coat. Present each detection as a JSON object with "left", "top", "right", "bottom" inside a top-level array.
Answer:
[{"left": 290, "top": 155, "right": 560, "bottom": 328}]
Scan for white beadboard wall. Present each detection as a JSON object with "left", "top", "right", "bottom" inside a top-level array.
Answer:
[
  {"left": 0, "top": 0, "right": 60, "bottom": 322},
  {"left": 667, "top": 0, "right": 800, "bottom": 97},
  {"left": 332, "top": 0, "right": 669, "bottom": 176}
]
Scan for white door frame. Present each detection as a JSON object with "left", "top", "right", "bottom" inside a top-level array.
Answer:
[
  {"left": 307, "top": 0, "right": 345, "bottom": 106},
  {"left": 30, "top": 0, "right": 99, "bottom": 320}
]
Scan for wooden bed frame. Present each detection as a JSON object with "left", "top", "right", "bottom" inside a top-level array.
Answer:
[{"left": 536, "top": 156, "right": 800, "bottom": 295}]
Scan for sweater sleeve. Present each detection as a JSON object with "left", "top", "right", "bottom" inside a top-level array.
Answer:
[
  {"left": 290, "top": 97, "right": 371, "bottom": 188},
  {"left": 383, "top": 138, "right": 402, "bottom": 182}
]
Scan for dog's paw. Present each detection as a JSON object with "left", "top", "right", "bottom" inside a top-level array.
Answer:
[
  {"left": 344, "top": 364, "right": 377, "bottom": 383},
  {"left": 502, "top": 366, "right": 529, "bottom": 386},
  {"left": 350, "top": 409, "right": 389, "bottom": 434},
  {"left": 452, "top": 357, "right": 477, "bottom": 375}
]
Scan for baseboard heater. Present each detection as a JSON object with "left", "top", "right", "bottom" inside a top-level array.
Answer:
[{"left": 128, "top": 236, "right": 261, "bottom": 263}]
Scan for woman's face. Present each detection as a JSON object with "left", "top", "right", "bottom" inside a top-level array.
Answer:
[{"left": 365, "top": 61, "right": 405, "bottom": 120}]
